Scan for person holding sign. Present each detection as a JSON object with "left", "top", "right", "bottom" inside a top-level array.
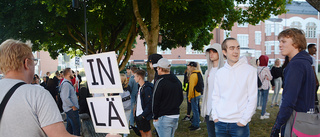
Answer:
[
  {"left": 134, "top": 69, "right": 154, "bottom": 137},
  {"left": 152, "top": 58, "right": 183, "bottom": 137},
  {"left": 60, "top": 68, "right": 81, "bottom": 136}
]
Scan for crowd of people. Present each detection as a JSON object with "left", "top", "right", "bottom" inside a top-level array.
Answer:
[{"left": 0, "top": 28, "right": 319, "bottom": 137}]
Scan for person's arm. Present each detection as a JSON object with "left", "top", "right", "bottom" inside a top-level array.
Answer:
[
  {"left": 270, "top": 67, "right": 275, "bottom": 87},
  {"left": 188, "top": 73, "right": 198, "bottom": 102},
  {"left": 272, "top": 65, "right": 303, "bottom": 131},
  {"left": 239, "top": 69, "right": 257, "bottom": 125},
  {"left": 265, "top": 68, "right": 273, "bottom": 81},
  {"left": 42, "top": 122, "right": 77, "bottom": 137},
  {"left": 140, "top": 86, "right": 153, "bottom": 118},
  {"left": 152, "top": 83, "right": 163, "bottom": 120},
  {"left": 312, "top": 66, "right": 319, "bottom": 87},
  {"left": 211, "top": 75, "right": 220, "bottom": 122}
]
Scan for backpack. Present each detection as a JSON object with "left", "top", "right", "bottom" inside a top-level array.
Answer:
[
  {"left": 258, "top": 67, "right": 266, "bottom": 88},
  {"left": 192, "top": 72, "right": 204, "bottom": 95}
]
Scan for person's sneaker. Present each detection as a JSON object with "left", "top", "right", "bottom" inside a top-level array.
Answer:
[
  {"left": 265, "top": 112, "right": 270, "bottom": 116},
  {"left": 182, "top": 116, "right": 191, "bottom": 121},
  {"left": 260, "top": 115, "right": 270, "bottom": 120},
  {"left": 190, "top": 127, "right": 201, "bottom": 131},
  {"left": 257, "top": 106, "right": 262, "bottom": 110}
]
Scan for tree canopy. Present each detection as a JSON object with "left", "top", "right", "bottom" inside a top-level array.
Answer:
[{"left": 0, "top": 0, "right": 290, "bottom": 72}]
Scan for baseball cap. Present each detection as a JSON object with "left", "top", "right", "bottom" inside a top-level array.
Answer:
[
  {"left": 187, "top": 62, "right": 197, "bottom": 67},
  {"left": 153, "top": 58, "right": 171, "bottom": 69},
  {"left": 148, "top": 54, "right": 163, "bottom": 65}
]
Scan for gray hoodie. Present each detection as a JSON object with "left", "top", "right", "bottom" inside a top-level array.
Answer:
[{"left": 201, "top": 43, "right": 225, "bottom": 118}]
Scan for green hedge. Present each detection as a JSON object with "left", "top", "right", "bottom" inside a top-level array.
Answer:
[{"left": 123, "top": 65, "right": 207, "bottom": 75}]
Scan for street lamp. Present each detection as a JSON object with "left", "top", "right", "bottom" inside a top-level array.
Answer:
[{"left": 268, "top": 18, "right": 283, "bottom": 61}]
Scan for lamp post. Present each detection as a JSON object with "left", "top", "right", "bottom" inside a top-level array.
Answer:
[
  {"left": 268, "top": 18, "right": 283, "bottom": 61},
  {"left": 72, "top": 0, "right": 88, "bottom": 55}
]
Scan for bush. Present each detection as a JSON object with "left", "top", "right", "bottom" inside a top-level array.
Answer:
[{"left": 123, "top": 65, "right": 208, "bottom": 75}]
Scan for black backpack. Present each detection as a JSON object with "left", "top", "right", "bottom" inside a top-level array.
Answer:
[{"left": 192, "top": 72, "right": 204, "bottom": 95}]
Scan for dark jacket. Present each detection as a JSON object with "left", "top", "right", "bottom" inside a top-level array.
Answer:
[
  {"left": 152, "top": 73, "right": 184, "bottom": 120},
  {"left": 273, "top": 51, "right": 316, "bottom": 130},
  {"left": 136, "top": 81, "right": 154, "bottom": 121},
  {"left": 270, "top": 66, "right": 283, "bottom": 86}
]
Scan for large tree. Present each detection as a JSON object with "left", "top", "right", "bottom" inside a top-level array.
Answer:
[
  {"left": 133, "top": 0, "right": 290, "bottom": 80},
  {"left": 0, "top": 0, "right": 290, "bottom": 80},
  {"left": 0, "top": 0, "right": 137, "bottom": 70}
]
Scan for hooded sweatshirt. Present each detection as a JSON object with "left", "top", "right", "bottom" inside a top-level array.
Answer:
[
  {"left": 273, "top": 50, "right": 316, "bottom": 130},
  {"left": 257, "top": 55, "right": 272, "bottom": 90},
  {"left": 211, "top": 57, "right": 257, "bottom": 125},
  {"left": 152, "top": 73, "right": 184, "bottom": 120},
  {"left": 201, "top": 43, "right": 225, "bottom": 118}
]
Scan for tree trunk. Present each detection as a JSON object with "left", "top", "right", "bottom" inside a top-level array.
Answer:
[{"left": 133, "top": 0, "right": 160, "bottom": 82}]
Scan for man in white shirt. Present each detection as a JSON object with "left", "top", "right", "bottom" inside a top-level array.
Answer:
[
  {"left": 0, "top": 39, "right": 75, "bottom": 137},
  {"left": 212, "top": 38, "right": 257, "bottom": 137}
]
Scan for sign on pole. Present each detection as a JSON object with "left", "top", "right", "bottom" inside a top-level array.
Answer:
[
  {"left": 82, "top": 52, "right": 123, "bottom": 94},
  {"left": 87, "top": 96, "right": 129, "bottom": 134},
  {"left": 75, "top": 56, "right": 80, "bottom": 66}
]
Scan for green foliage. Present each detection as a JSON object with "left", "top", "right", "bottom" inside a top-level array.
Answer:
[{"left": 0, "top": 0, "right": 290, "bottom": 61}]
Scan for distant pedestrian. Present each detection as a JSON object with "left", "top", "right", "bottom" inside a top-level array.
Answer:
[
  {"left": 201, "top": 43, "right": 224, "bottom": 137},
  {"left": 134, "top": 70, "right": 153, "bottom": 137},
  {"left": 308, "top": 43, "right": 319, "bottom": 112},
  {"left": 152, "top": 58, "right": 183, "bottom": 137},
  {"left": 258, "top": 55, "right": 272, "bottom": 120},
  {"left": 60, "top": 68, "right": 81, "bottom": 136},
  {"left": 187, "top": 61, "right": 202, "bottom": 131},
  {"left": 270, "top": 58, "right": 283, "bottom": 107},
  {"left": 270, "top": 28, "right": 316, "bottom": 137},
  {"left": 147, "top": 53, "right": 163, "bottom": 83},
  {"left": 128, "top": 65, "right": 139, "bottom": 127}
]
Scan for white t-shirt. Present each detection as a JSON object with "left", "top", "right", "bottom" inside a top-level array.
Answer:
[
  {"left": 310, "top": 55, "right": 316, "bottom": 73},
  {"left": 136, "top": 87, "right": 143, "bottom": 116},
  {"left": 206, "top": 67, "right": 218, "bottom": 115},
  {"left": 0, "top": 79, "right": 63, "bottom": 137}
]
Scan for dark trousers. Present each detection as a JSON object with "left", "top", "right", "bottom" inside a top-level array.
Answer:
[{"left": 66, "top": 109, "right": 81, "bottom": 136}]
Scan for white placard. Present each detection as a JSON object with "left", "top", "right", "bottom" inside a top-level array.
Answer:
[
  {"left": 82, "top": 52, "right": 123, "bottom": 94},
  {"left": 87, "top": 97, "right": 129, "bottom": 134}
]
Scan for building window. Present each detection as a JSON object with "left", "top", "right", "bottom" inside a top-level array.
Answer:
[
  {"left": 266, "top": 24, "right": 271, "bottom": 36},
  {"left": 306, "top": 22, "right": 317, "bottom": 38},
  {"left": 237, "top": 22, "right": 249, "bottom": 27},
  {"left": 145, "top": 44, "right": 171, "bottom": 55},
  {"left": 255, "top": 31, "right": 261, "bottom": 45},
  {"left": 274, "top": 42, "right": 280, "bottom": 54},
  {"left": 186, "top": 44, "right": 209, "bottom": 54},
  {"left": 255, "top": 50, "right": 262, "bottom": 59},
  {"left": 224, "top": 30, "right": 231, "bottom": 39},
  {"left": 237, "top": 34, "right": 249, "bottom": 48},
  {"left": 265, "top": 43, "right": 271, "bottom": 55},
  {"left": 290, "top": 21, "right": 302, "bottom": 29}
]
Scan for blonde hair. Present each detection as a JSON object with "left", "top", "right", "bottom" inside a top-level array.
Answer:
[
  {"left": 120, "top": 73, "right": 128, "bottom": 87},
  {"left": 0, "top": 39, "right": 33, "bottom": 74}
]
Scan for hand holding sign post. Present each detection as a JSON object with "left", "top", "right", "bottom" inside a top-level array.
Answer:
[{"left": 82, "top": 51, "right": 129, "bottom": 134}]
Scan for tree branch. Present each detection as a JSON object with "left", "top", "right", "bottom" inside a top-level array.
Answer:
[{"left": 132, "top": 0, "right": 149, "bottom": 40}]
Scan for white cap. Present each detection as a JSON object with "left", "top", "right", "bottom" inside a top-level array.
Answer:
[{"left": 153, "top": 58, "right": 171, "bottom": 69}]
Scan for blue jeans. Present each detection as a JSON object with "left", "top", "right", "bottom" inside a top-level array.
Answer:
[
  {"left": 205, "top": 115, "right": 216, "bottom": 137},
  {"left": 260, "top": 89, "right": 269, "bottom": 116},
  {"left": 257, "top": 90, "right": 263, "bottom": 107},
  {"left": 66, "top": 109, "right": 81, "bottom": 136},
  {"left": 191, "top": 96, "right": 200, "bottom": 128},
  {"left": 129, "top": 94, "right": 136, "bottom": 126},
  {"left": 215, "top": 121, "right": 250, "bottom": 137},
  {"left": 153, "top": 116, "right": 179, "bottom": 137}
]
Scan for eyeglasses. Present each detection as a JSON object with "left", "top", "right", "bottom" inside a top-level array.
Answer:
[{"left": 28, "top": 58, "right": 39, "bottom": 65}]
